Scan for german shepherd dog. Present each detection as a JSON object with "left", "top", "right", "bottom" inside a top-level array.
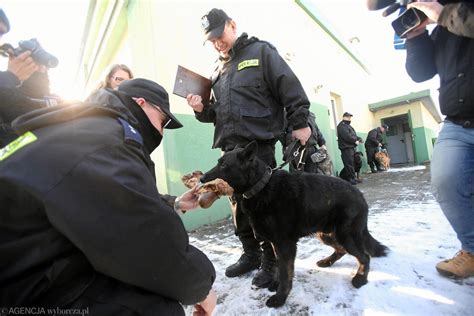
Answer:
[
  {"left": 201, "top": 141, "right": 388, "bottom": 308},
  {"left": 375, "top": 149, "right": 390, "bottom": 170}
]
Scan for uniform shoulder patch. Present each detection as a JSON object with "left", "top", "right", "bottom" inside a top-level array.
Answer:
[
  {"left": 238, "top": 59, "right": 259, "bottom": 71},
  {"left": 0, "top": 131, "right": 37, "bottom": 161},
  {"left": 118, "top": 118, "right": 143, "bottom": 145}
]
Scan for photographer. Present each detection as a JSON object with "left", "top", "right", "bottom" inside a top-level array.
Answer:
[
  {"left": 0, "top": 9, "right": 39, "bottom": 88},
  {"left": 0, "top": 8, "right": 43, "bottom": 147},
  {"left": 405, "top": 0, "right": 474, "bottom": 279}
]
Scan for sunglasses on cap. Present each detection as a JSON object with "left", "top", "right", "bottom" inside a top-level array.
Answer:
[{"left": 148, "top": 101, "right": 172, "bottom": 129}]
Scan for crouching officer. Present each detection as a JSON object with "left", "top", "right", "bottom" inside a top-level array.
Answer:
[{"left": 0, "top": 79, "right": 216, "bottom": 315}]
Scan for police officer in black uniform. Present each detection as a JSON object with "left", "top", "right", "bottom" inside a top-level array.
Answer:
[
  {"left": 337, "top": 112, "right": 363, "bottom": 185},
  {"left": 187, "top": 8, "right": 311, "bottom": 288},
  {"left": 0, "top": 79, "right": 216, "bottom": 315},
  {"left": 365, "top": 124, "right": 388, "bottom": 173}
]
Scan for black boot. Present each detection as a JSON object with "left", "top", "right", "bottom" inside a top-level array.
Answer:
[
  {"left": 225, "top": 236, "right": 261, "bottom": 277},
  {"left": 252, "top": 241, "right": 277, "bottom": 288}
]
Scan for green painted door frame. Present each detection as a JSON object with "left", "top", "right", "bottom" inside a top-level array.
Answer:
[{"left": 407, "top": 110, "right": 418, "bottom": 163}]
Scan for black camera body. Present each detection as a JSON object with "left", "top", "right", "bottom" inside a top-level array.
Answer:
[
  {"left": 0, "top": 38, "right": 58, "bottom": 68},
  {"left": 392, "top": 7, "right": 427, "bottom": 38}
]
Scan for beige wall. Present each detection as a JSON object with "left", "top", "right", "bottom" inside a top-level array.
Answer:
[
  {"left": 374, "top": 102, "right": 422, "bottom": 127},
  {"left": 420, "top": 104, "right": 441, "bottom": 132}
]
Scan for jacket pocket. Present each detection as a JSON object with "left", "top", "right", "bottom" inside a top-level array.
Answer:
[{"left": 235, "top": 107, "right": 274, "bottom": 140}]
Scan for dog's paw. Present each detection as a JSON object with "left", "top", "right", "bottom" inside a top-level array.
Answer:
[
  {"left": 351, "top": 274, "right": 368, "bottom": 288},
  {"left": 266, "top": 294, "right": 287, "bottom": 308}
]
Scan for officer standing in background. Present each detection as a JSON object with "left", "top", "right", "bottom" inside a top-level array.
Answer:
[
  {"left": 337, "top": 112, "right": 363, "bottom": 185},
  {"left": 187, "top": 8, "right": 311, "bottom": 289},
  {"left": 365, "top": 123, "right": 389, "bottom": 173}
]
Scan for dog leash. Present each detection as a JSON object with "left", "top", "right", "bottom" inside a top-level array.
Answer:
[{"left": 275, "top": 140, "right": 307, "bottom": 171}]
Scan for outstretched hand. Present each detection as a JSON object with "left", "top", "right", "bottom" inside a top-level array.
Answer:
[{"left": 177, "top": 186, "right": 200, "bottom": 211}]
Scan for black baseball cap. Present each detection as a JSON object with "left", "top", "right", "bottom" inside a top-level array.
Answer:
[
  {"left": 0, "top": 9, "right": 10, "bottom": 33},
  {"left": 201, "top": 8, "right": 231, "bottom": 41},
  {"left": 118, "top": 78, "right": 183, "bottom": 129},
  {"left": 382, "top": 124, "right": 389, "bottom": 130},
  {"left": 343, "top": 112, "right": 353, "bottom": 117}
]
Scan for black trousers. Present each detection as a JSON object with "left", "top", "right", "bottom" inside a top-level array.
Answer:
[
  {"left": 228, "top": 143, "right": 276, "bottom": 259},
  {"left": 64, "top": 274, "right": 184, "bottom": 316},
  {"left": 365, "top": 146, "right": 378, "bottom": 171},
  {"left": 340, "top": 147, "right": 356, "bottom": 180}
]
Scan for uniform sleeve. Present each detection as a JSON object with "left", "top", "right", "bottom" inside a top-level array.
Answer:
[
  {"left": 405, "top": 30, "right": 437, "bottom": 82},
  {"left": 438, "top": 3, "right": 474, "bottom": 38},
  {"left": 262, "top": 45, "right": 309, "bottom": 130},
  {"left": 195, "top": 101, "right": 217, "bottom": 123},
  {"left": 43, "top": 143, "right": 215, "bottom": 305},
  {"left": 0, "top": 71, "right": 21, "bottom": 88}
]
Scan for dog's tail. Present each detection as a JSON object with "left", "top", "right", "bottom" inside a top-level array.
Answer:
[{"left": 364, "top": 228, "right": 389, "bottom": 257}]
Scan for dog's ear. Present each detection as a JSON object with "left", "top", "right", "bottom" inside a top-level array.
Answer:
[{"left": 240, "top": 141, "right": 258, "bottom": 161}]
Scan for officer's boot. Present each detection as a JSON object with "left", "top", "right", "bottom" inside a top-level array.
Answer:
[
  {"left": 252, "top": 241, "right": 277, "bottom": 288},
  {"left": 225, "top": 236, "right": 262, "bottom": 277}
]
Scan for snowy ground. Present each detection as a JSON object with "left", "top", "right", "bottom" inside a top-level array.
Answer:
[{"left": 186, "top": 166, "right": 474, "bottom": 315}]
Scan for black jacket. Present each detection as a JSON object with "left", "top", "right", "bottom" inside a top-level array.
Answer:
[
  {"left": 365, "top": 127, "right": 383, "bottom": 148},
  {"left": 196, "top": 33, "right": 309, "bottom": 149},
  {"left": 406, "top": 3, "right": 474, "bottom": 119},
  {"left": 0, "top": 90, "right": 215, "bottom": 308},
  {"left": 337, "top": 121, "right": 361, "bottom": 150}
]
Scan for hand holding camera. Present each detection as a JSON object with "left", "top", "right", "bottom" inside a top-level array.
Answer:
[
  {"left": 367, "top": 1, "right": 444, "bottom": 39},
  {"left": 6, "top": 50, "right": 39, "bottom": 82}
]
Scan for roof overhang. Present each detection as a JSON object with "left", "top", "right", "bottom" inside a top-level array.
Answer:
[{"left": 368, "top": 89, "right": 443, "bottom": 123}]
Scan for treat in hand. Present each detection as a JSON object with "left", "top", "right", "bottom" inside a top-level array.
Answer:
[{"left": 181, "top": 170, "right": 234, "bottom": 208}]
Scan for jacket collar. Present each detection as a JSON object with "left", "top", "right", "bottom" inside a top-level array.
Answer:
[{"left": 220, "top": 33, "right": 259, "bottom": 62}]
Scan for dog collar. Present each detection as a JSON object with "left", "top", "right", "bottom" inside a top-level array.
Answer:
[{"left": 242, "top": 167, "right": 272, "bottom": 199}]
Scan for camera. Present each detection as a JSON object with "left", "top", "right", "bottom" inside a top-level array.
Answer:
[
  {"left": 0, "top": 38, "right": 58, "bottom": 68},
  {"left": 391, "top": 7, "right": 427, "bottom": 38}
]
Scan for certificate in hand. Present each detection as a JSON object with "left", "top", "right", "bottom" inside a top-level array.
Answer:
[{"left": 173, "top": 65, "right": 212, "bottom": 106}]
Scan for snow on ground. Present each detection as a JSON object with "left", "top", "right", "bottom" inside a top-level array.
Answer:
[
  {"left": 386, "top": 165, "right": 427, "bottom": 173},
  {"left": 186, "top": 167, "right": 474, "bottom": 315}
]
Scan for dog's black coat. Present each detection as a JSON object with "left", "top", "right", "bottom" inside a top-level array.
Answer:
[{"left": 202, "top": 142, "right": 387, "bottom": 308}]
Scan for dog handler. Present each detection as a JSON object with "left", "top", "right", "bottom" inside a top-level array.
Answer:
[
  {"left": 0, "top": 79, "right": 216, "bottom": 315},
  {"left": 405, "top": 1, "right": 474, "bottom": 278},
  {"left": 186, "top": 8, "right": 311, "bottom": 288},
  {"left": 365, "top": 124, "right": 388, "bottom": 173}
]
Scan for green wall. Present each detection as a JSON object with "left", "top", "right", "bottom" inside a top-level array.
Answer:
[
  {"left": 413, "top": 126, "right": 436, "bottom": 163},
  {"left": 161, "top": 114, "right": 232, "bottom": 230}
]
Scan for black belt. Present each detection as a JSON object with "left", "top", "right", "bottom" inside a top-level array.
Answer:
[{"left": 445, "top": 117, "right": 474, "bottom": 128}]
